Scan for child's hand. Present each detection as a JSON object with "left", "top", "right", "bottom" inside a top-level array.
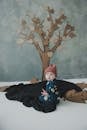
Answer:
[{"left": 41, "top": 89, "right": 48, "bottom": 96}]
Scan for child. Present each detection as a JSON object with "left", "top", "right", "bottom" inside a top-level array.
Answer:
[
  {"left": 39, "top": 64, "right": 58, "bottom": 103},
  {"left": 37, "top": 64, "right": 60, "bottom": 112}
]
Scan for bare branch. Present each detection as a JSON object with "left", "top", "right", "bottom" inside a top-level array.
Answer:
[
  {"left": 19, "top": 32, "right": 30, "bottom": 40},
  {"left": 26, "top": 32, "right": 43, "bottom": 54},
  {"left": 50, "top": 32, "right": 63, "bottom": 53},
  {"left": 19, "top": 31, "right": 43, "bottom": 54},
  {"left": 55, "top": 14, "right": 67, "bottom": 25},
  {"left": 21, "top": 19, "right": 27, "bottom": 30},
  {"left": 63, "top": 23, "right": 75, "bottom": 38},
  {"left": 32, "top": 39, "right": 43, "bottom": 54},
  {"left": 47, "top": 6, "right": 54, "bottom": 24},
  {"left": 69, "top": 32, "right": 76, "bottom": 38},
  {"left": 47, "top": 6, "right": 54, "bottom": 14},
  {"left": 32, "top": 16, "right": 41, "bottom": 24},
  {"left": 32, "top": 16, "right": 46, "bottom": 45},
  {"left": 45, "top": 13, "right": 66, "bottom": 46}
]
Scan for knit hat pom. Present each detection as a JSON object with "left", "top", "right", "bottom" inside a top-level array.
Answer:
[{"left": 44, "top": 64, "right": 57, "bottom": 76}]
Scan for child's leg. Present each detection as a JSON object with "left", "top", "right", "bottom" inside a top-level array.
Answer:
[{"left": 65, "top": 89, "right": 87, "bottom": 103}]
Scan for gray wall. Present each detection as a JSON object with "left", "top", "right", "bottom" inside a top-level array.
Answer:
[{"left": 0, "top": 0, "right": 87, "bottom": 81}]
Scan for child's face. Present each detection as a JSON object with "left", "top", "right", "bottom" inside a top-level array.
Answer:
[{"left": 45, "top": 72, "right": 56, "bottom": 81}]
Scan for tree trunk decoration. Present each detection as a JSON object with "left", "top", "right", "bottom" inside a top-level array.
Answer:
[{"left": 17, "top": 6, "right": 76, "bottom": 80}]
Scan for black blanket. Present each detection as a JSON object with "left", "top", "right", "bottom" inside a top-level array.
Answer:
[{"left": 5, "top": 79, "right": 82, "bottom": 113}]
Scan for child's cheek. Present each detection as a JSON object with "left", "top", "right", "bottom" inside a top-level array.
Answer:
[
  {"left": 51, "top": 75, "right": 55, "bottom": 80},
  {"left": 45, "top": 74, "right": 49, "bottom": 79}
]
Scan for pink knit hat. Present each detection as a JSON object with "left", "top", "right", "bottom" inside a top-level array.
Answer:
[{"left": 44, "top": 64, "right": 57, "bottom": 76}]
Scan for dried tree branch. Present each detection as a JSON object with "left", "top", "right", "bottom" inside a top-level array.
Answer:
[
  {"left": 50, "top": 32, "right": 63, "bottom": 53},
  {"left": 31, "top": 16, "right": 46, "bottom": 45},
  {"left": 19, "top": 31, "right": 43, "bottom": 54},
  {"left": 32, "top": 40, "right": 43, "bottom": 54},
  {"left": 63, "top": 23, "right": 75, "bottom": 38},
  {"left": 28, "top": 32, "right": 43, "bottom": 54},
  {"left": 46, "top": 10, "right": 67, "bottom": 46}
]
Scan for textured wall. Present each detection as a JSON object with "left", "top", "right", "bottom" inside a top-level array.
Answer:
[{"left": 0, "top": 0, "right": 87, "bottom": 81}]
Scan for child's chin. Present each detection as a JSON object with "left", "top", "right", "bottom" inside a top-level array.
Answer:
[
  {"left": 47, "top": 79, "right": 53, "bottom": 81},
  {"left": 47, "top": 79, "right": 51, "bottom": 81}
]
